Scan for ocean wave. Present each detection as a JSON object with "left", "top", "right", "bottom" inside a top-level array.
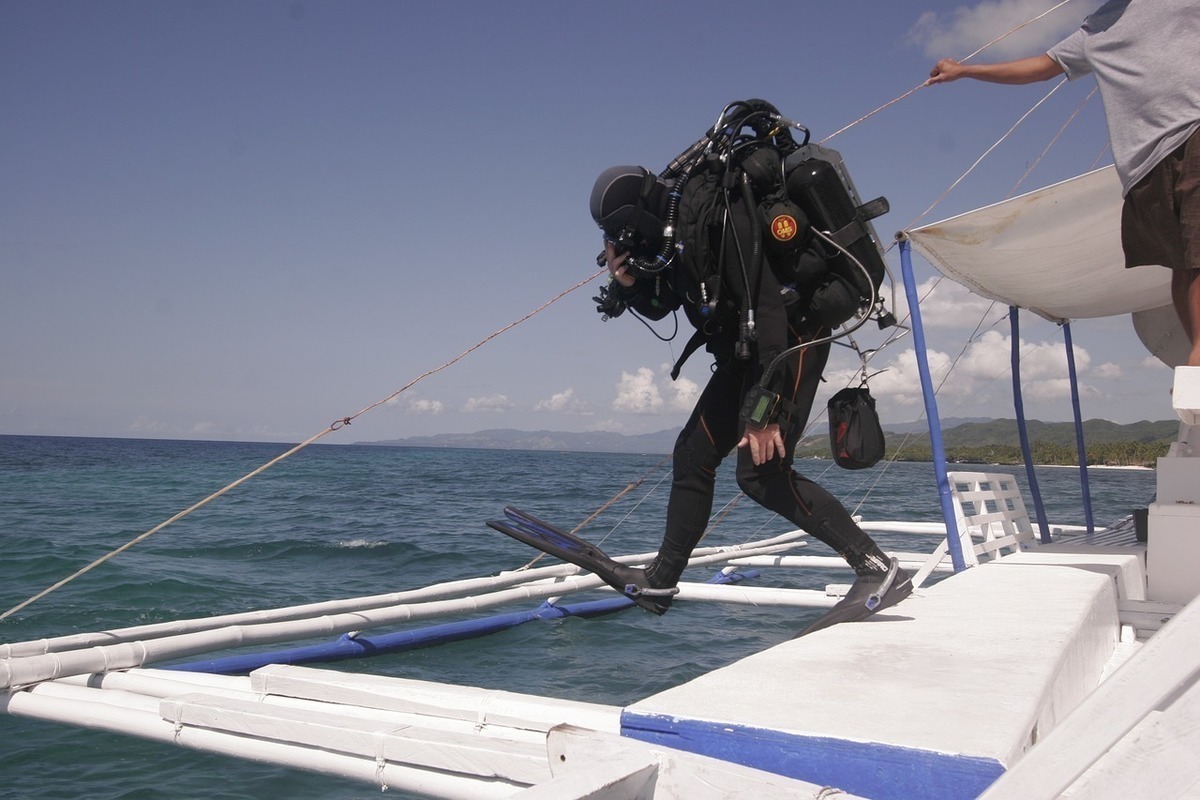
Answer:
[{"left": 333, "top": 538, "right": 389, "bottom": 549}]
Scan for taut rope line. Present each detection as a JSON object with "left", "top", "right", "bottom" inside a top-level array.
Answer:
[
  {"left": 820, "top": 0, "right": 1076, "bottom": 145},
  {"left": 1009, "top": 84, "right": 1098, "bottom": 197},
  {"left": 905, "top": 78, "right": 1067, "bottom": 231},
  {"left": 333, "top": 267, "right": 607, "bottom": 430},
  {"left": 1, "top": 267, "right": 607, "bottom": 622}
]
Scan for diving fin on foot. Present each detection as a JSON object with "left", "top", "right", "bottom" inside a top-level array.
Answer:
[
  {"left": 486, "top": 506, "right": 677, "bottom": 615},
  {"left": 794, "top": 557, "right": 912, "bottom": 638}
]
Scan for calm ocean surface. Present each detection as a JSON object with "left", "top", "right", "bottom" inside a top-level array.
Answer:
[{"left": 0, "top": 435, "right": 1156, "bottom": 799}]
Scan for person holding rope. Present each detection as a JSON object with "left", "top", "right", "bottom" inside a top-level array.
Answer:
[
  {"left": 928, "top": 0, "right": 1200, "bottom": 367},
  {"left": 584, "top": 101, "right": 912, "bottom": 635}
]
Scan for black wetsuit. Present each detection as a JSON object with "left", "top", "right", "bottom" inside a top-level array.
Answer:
[
  {"left": 660, "top": 317, "right": 890, "bottom": 581},
  {"left": 614, "top": 193, "right": 892, "bottom": 588}
]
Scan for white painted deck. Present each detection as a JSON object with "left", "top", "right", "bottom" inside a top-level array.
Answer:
[{"left": 624, "top": 553, "right": 1146, "bottom": 800}]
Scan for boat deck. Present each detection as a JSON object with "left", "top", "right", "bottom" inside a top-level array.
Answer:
[{"left": 623, "top": 547, "right": 1148, "bottom": 800}]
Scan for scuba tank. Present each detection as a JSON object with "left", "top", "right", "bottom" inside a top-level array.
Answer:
[{"left": 783, "top": 143, "right": 890, "bottom": 325}]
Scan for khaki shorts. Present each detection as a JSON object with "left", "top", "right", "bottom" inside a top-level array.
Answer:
[{"left": 1122, "top": 126, "right": 1200, "bottom": 271}]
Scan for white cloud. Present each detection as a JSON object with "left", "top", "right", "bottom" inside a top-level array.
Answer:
[
  {"left": 833, "top": 329, "right": 1105, "bottom": 413},
  {"left": 611, "top": 365, "right": 703, "bottom": 414},
  {"left": 1092, "top": 362, "right": 1122, "bottom": 379},
  {"left": 535, "top": 387, "right": 589, "bottom": 414},
  {"left": 663, "top": 365, "right": 701, "bottom": 412},
  {"left": 907, "top": 278, "right": 1012, "bottom": 328},
  {"left": 129, "top": 416, "right": 170, "bottom": 434},
  {"left": 892, "top": 277, "right": 1008, "bottom": 330},
  {"left": 391, "top": 395, "right": 444, "bottom": 414},
  {"left": 906, "top": 0, "right": 1083, "bottom": 62},
  {"left": 613, "top": 367, "right": 664, "bottom": 413},
  {"left": 461, "top": 394, "right": 513, "bottom": 413},
  {"left": 1140, "top": 355, "right": 1172, "bottom": 371}
]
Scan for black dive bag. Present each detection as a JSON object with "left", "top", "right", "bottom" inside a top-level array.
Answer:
[{"left": 827, "top": 386, "right": 885, "bottom": 470}]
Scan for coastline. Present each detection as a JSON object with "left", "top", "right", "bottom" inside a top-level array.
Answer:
[{"left": 1040, "top": 463, "right": 1154, "bottom": 471}]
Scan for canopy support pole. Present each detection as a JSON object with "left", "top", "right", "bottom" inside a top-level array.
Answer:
[
  {"left": 1009, "top": 306, "right": 1052, "bottom": 543},
  {"left": 899, "top": 236, "right": 966, "bottom": 571},
  {"left": 1061, "top": 322, "right": 1096, "bottom": 536}
]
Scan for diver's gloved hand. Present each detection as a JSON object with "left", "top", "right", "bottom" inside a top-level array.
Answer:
[
  {"left": 593, "top": 282, "right": 627, "bottom": 320},
  {"left": 594, "top": 241, "right": 637, "bottom": 320}
]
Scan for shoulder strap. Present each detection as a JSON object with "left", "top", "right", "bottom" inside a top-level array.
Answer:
[{"left": 670, "top": 328, "right": 709, "bottom": 380}]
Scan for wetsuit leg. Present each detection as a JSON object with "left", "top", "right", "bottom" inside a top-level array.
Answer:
[
  {"left": 647, "top": 365, "right": 743, "bottom": 586},
  {"left": 735, "top": 323, "right": 892, "bottom": 576}
]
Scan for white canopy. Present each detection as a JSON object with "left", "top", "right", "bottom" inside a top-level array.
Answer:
[
  {"left": 907, "top": 166, "right": 1169, "bottom": 322},
  {"left": 907, "top": 166, "right": 1186, "bottom": 366}
]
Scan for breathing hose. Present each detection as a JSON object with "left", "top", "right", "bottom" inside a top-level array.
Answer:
[{"left": 734, "top": 171, "right": 762, "bottom": 361}]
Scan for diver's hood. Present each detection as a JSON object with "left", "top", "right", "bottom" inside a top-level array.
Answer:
[{"left": 589, "top": 165, "right": 669, "bottom": 256}]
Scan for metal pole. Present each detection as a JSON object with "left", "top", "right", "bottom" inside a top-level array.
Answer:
[
  {"left": 898, "top": 236, "right": 966, "bottom": 571},
  {"left": 1062, "top": 322, "right": 1096, "bottom": 535},
  {"left": 1009, "top": 306, "right": 1051, "bottom": 543}
]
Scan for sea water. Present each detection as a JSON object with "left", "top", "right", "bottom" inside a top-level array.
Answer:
[{"left": 0, "top": 435, "right": 1156, "bottom": 799}]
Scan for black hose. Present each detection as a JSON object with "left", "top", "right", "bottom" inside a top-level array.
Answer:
[{"left": 756, "top": 227, "right": 880, "bottom": 387}]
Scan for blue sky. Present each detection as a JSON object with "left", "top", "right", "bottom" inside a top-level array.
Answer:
[{"left": 1, "top": 0, "right": 1175, "bottom": 444}]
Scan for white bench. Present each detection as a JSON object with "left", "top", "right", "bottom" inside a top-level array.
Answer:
[{"left": 910, "top": 471, "right": 1038, "bottom": 588}]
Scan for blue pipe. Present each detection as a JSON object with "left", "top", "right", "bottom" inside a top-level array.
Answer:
[
  {"left": 1009, "top": 306, "right": 1051, "bottom": 543},
  {"left": 899, "top": 237, "right": 966, "bottom": 571},
  {"left": 1062, "top": 322, "right": 1096, "bottom": 535},
  {"left": 167, "top": 569, "right": 763, "bottom": 675},
  {"left": 164, "top": 599, "right": 626, "bottom": 674}
]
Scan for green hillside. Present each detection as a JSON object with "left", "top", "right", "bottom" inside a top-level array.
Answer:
[{"left": 799, "top": 418, "right": 1176, "bottom": 467}]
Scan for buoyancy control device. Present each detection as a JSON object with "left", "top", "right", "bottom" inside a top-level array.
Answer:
[{"left": 590, "top": 99, "right": 893, "bottom": 364}]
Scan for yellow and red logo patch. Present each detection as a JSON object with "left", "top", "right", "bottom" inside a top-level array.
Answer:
[{"left": 771, "top": 214, "right": 798, "bottom": 242}]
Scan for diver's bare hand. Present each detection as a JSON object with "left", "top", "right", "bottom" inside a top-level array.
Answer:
[
  {"left": 738, "top": 424, "right": 785, "bottom": 466},
  {"left": 605, "top": 241, "right": 636, "bottom": 288}
]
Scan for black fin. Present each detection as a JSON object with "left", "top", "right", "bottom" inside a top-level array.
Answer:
[
  {"left": 486, "top": 506, "right": 677, "bottom": 615},
  {"left": 793, "top": 557, "right": 912, "bottom": 638}
]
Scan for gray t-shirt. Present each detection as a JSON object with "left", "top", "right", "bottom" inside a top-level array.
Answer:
[{"left": 1047, "top": 0, "right": 1200, "bottom": 194}]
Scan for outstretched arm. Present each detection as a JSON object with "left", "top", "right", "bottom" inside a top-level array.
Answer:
[{"left": 927, "top": 55, "right": 1064, "bottom": 86}]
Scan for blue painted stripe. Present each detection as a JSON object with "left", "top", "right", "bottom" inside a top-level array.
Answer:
[
  {"left": 166, "top": 597, "right": 630, "bottom": 674},
  {"left": 167, "top": 567, "right": 762, "bottom": 674},
  {"left": 620, "top": 711, "right": 1004, "bottom": 800}
]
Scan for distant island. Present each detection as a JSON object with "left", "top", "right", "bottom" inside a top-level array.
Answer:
[
  {"left": 799, "top": 417, "right": 1177, "bottom": 468},
  {"left": 362, "top": 417, "right": 1178, "bottom": 468},
  {"left": 362, "top": 428, "right": 680, "bottom": 454}
]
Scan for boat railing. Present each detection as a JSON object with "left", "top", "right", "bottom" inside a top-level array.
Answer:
[{"left": 907, "top": 470, "right": 1037, "bottom": 587}]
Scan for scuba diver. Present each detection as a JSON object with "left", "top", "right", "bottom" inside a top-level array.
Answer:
[
  {"left": 492, "top": 100, "right": 911, "bottom": 635},
  {"left": 594, "top": 99, "right": 913, "bottom": 636}
]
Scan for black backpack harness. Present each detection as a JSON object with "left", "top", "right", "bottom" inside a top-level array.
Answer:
[{"left": 592, "top": 99, "right": 895, "bottom": 429}]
